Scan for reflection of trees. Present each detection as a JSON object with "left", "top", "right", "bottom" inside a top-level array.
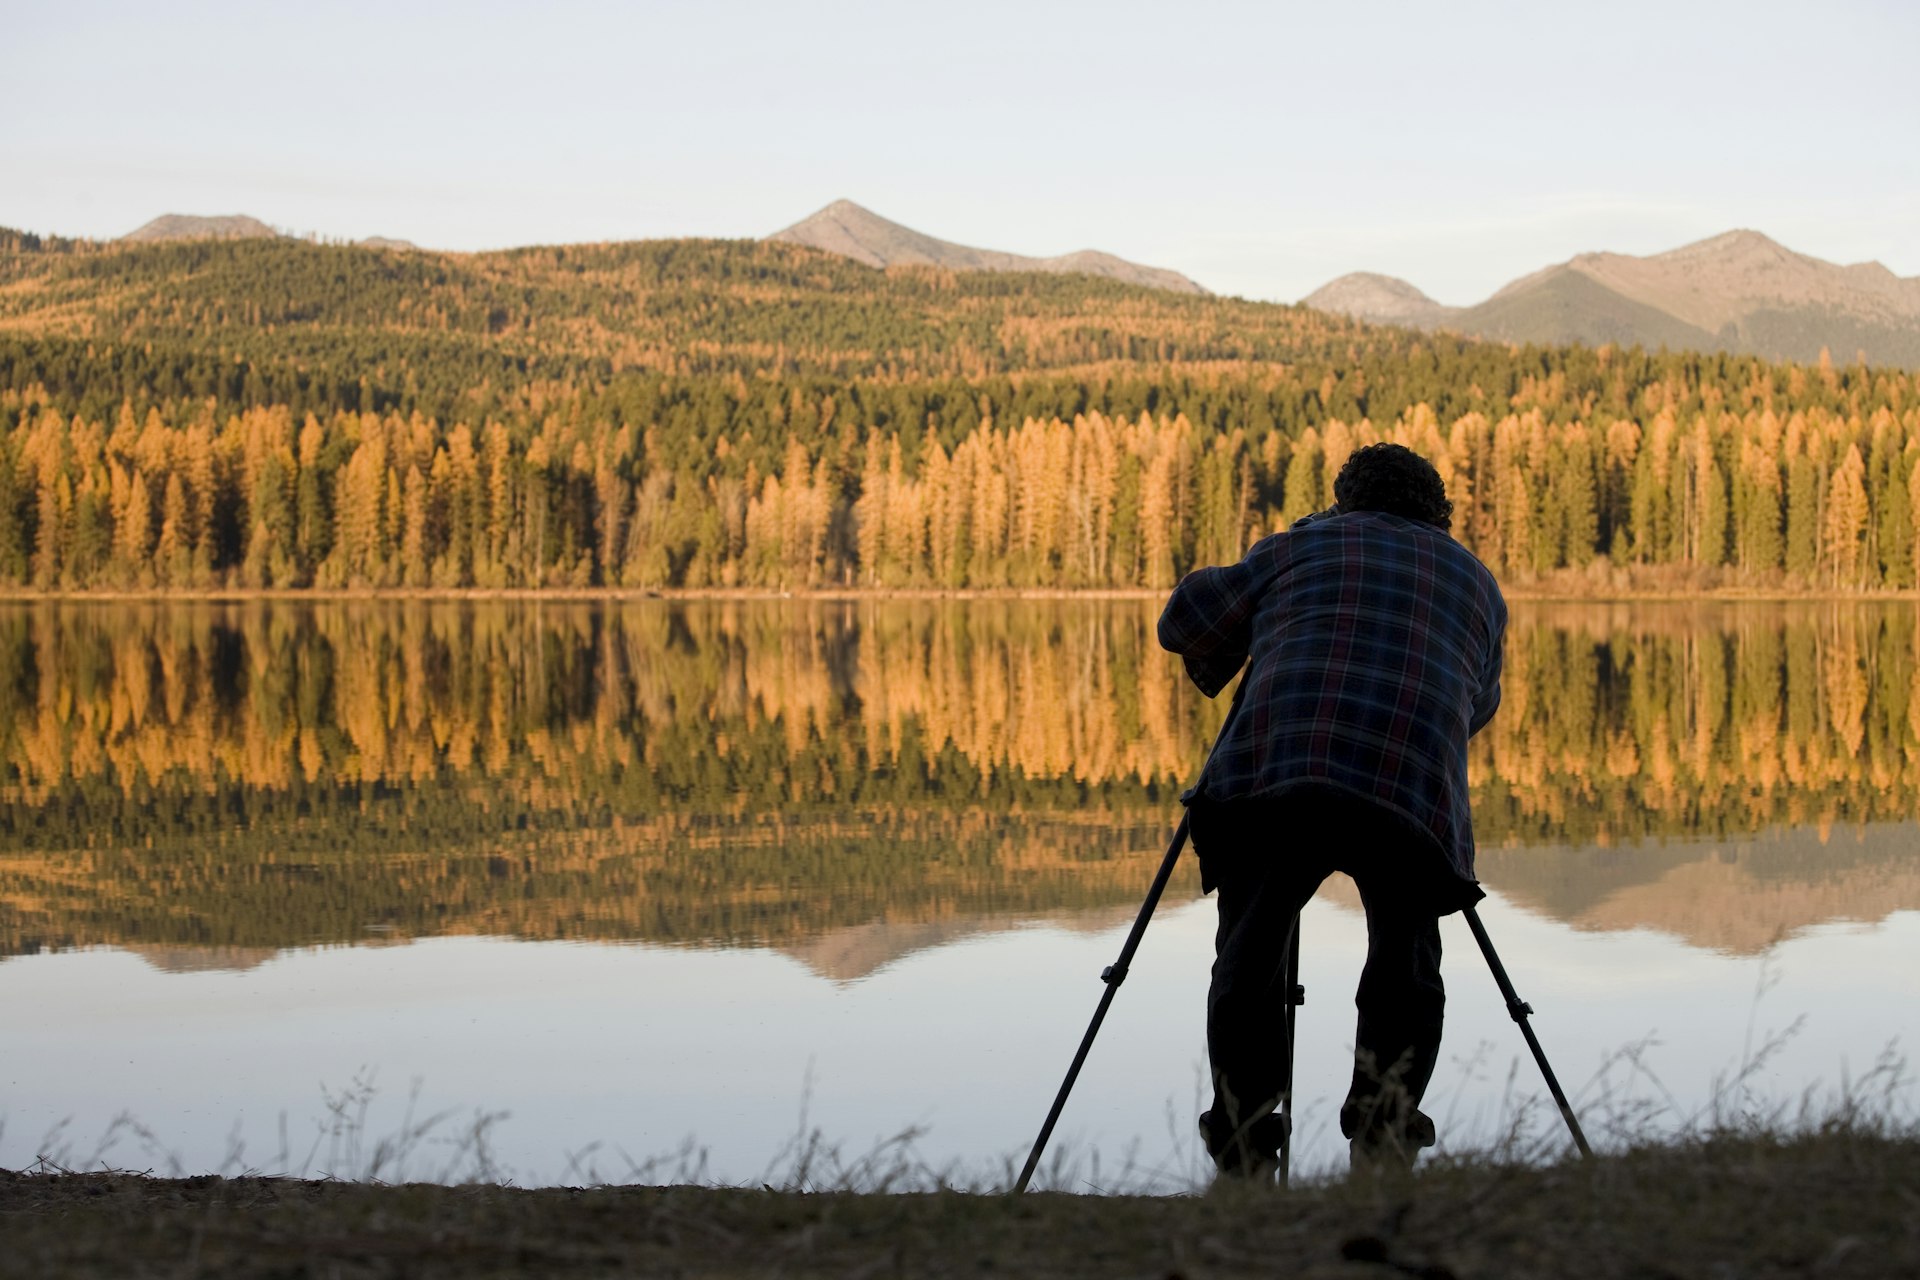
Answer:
[
  {"left": 1478, "top": 821, "right": 1920, "bottom": 955},
  {"left": 0, "top": 601, "right": 1916, "bottom": 842},
  {"left": 0, "top": 600, "right": 1221, "bottom": 820},
  {"left": 0, "top": 600, "right": 1916, "bottom": 959},
  {"left": 1471, "top": 603, "right": 1920, "bottom": 842}
]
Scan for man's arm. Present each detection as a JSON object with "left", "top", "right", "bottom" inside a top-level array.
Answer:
[
  {"left": 1156, "top": 538, "right": 1276, "bottom": 698},
  {"left": 1467, "top": 600, "right": 1506, "bottom": 736}
]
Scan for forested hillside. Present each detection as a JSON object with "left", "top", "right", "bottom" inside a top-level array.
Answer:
[{"left": 2, "top": 230, "right": 1916, "bottom": 591}]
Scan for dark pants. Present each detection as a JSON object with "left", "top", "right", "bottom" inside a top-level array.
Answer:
[{"left": 1193, "top": 788, "right": 1447, "bottom": 1166}]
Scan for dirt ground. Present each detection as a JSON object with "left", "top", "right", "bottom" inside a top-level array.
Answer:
[{"left": 4, "top": 1130, "right": 1917, "bottom": 1279}]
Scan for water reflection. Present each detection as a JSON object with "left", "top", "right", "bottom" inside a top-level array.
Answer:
[
  {"left": 1, "top": 600, "right": 1917, "bottom": 1186},
  {"left": 1481, "top": 823, "right": 1920, "bottom": 955},
  {"left": 1, "top": 599, "right": 1917, "bottom": 967}
]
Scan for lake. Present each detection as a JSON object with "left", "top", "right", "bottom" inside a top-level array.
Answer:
[{"left": 1, "top": 598, "right": 1916, "bottom": 1188}]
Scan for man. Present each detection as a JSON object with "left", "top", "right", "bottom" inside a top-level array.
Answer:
[{"left": 1157, "top": 442, "right": 1506, "bottom": 1179}]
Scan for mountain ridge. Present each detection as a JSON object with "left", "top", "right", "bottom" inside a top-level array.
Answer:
[
  {"left": 54, "top": 208, "right": 1920, "bottom": 367},
  {"left": 1304, "top": 229, "right": 1920, "bottom": 366},
  {"left": 765, "top": 199, "right": 1209, "bottom": 295},
  {"left": 121, "top": 213, "right": 283, "bottom": 243}
]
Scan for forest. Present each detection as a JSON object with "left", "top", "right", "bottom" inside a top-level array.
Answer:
[{"left": 1, "top": 232, "right": 1917, "bottom": 592}]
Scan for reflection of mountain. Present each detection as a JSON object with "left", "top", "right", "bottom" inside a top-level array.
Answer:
[
  {"left": 122, "top": 945, "right": 280, "bottom": 973},
  {"left": 776, "top": 905, "right": 1135, "bottom": 983},
  {"left": 8, "top": 804, "right": 1915, "bottom": 976},
  {"left": 1479, "top": 823, "right": 1920, "bottom": 954},
  {"left": 0, "top": 811, "right": 1197, "bottom": 968}
]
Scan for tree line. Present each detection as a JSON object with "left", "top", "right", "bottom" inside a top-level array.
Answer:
[{"left": 1, "top": 389, "right": 1915, "bottom": 591}]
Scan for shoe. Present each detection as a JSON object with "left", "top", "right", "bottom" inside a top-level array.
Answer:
[
  {"left": 1199, "top": 1109, "right": 1287, "bottom": 1182},
  {"left": 1347, "top": 1109, "right": 1435, "bottom": 1176}
]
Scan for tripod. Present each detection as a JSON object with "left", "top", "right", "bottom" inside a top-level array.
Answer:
[{"left": 1011, "top": 809, "right": 1591, "bottom": 1193}]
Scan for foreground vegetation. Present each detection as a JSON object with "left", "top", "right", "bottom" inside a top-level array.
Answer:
[{"left": 3, "top": 1128, "right": 1915, "bottom": 1278}]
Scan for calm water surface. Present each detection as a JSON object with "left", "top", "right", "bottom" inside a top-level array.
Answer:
[{"left": 1, "top": 599, "right": 1915, "bottom": 1187}]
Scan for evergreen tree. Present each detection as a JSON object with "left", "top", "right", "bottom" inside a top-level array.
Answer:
[
  {"left": 1821, "top": 446, "right": 1870, "bottom": 587},
  {"left": 121, "top": 469, "right": 155, "bottom": 584},
  {"left": 157, "top": 473, "right": 190, "bottom": 586}
]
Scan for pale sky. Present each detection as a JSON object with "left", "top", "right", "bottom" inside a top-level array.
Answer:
[{"left": 6, "top": 0, "right": 1917, "bottom": 304}]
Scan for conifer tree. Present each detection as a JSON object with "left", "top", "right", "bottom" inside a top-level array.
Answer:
[
  {"left": 484, "top": 422, "right": 514, "bottom": 587},
  {"left": 384, "top": 467, "right": 406, "bottom": 586},
  {"left": 180, "top": 421, "right": 216, "bottom": 583},
  {"left": 32, "top": 465, "right": 64, "bottom": 589},
  {"left": 1554, "top": 426, "right": 1599, "bottom": 569},
  {"left": 1907, "top": 452, "right": 1920, "bottom": 590},
  {"left": 593, "top": 453, "right": 626, "bottom": 588},
  {"left": 1319, "top": 419, "right": 1354, "bottom": 509},
  {"left": 1822, "top": 446, "right": 1870, "bottom": 587},
  {"left": 157, "top": 473, "right": 190, "bottom": 586},
  {"left": 295, "top": 416, "right": 330, "bottom": 574},
  {"left": 1869, "top": 414, "right": 1911, "bottom": 588},
  {"left": 625, "top": 471, "right": 675, "bottom": 587},
  {"left": 0, "top": 440, "right": 23, "bottom": 585},
  {"left": 881, "top": 434, "right": 924, "bottom": 584},
  {"left": 1735, "top": 432, "right": 1783, "bottom": 575},
  {"left": 1140, "top": 445, "right": 1176, "bottom": 590},
  {"left": 440, "top": 425, "right": 479, "bottom": 586},
  {"left": 853, "top": 431, "right": 887, "bottom": 585},
  {"left": 1601, "top": 416, "right": 1641, "bottom": 562},
  {"left": 922, "top": 432, "right": 959, "bottom": 587},
  {"left": 522, "top": 434, "right": 552, "bottom": 586},
  {"left": 966, "top": 426, "right": 1009, "bottom": 588},
  {"left": 121, "top": 470, "right": 155, "bottom": 583},
  {"left": 401, "top": 464, "right": 430, "bottom": 587},
  {"left": 1491, "top": 415, "right": 1533, "bottom": 578},
  {"left": 1785, "top": 450, "right": 1821, "bottom": 580}
]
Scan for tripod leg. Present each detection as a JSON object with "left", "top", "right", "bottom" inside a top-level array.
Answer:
[
  {"left": 1014, "top": 679, "right": 1249, "bottom": 1193},
  {"left": 1012, "top": 813, "right": 1191, "bottom": 1193},
  {"left": 1278, "top": 910, "right": 1303, "bottom": 1188},
  {"left": 1463, "top": 906, "right": 1592, "bottom": 1159}
]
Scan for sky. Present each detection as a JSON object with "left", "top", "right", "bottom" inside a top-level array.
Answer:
[{"left": 6, "top": 0, "right": 1918, "bottom": 305}]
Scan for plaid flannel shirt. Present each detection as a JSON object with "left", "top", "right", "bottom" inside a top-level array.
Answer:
[{"left": 1157, "top": 508, "right": 1506, "bottom": 897}]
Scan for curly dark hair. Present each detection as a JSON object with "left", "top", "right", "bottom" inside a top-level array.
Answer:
[{"left": 1332, "top": 443, "right": 1453, "bottom": 531}]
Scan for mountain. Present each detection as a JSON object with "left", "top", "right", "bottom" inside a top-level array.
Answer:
[
  {"left": 1304, "top": 230, "right": 1920, "bottom": 367},
  {"left": 766, "top": 199, "right": 1208, "bottom": 295},
  {"left": 1302, "top": 272, "right": 1458, "bottom": 328},
  {"left": 121, "top": 213, "right": 282, "bottom": 243},
  {"left": 356, "top": 236, "right": 418, "bottom": 251},
  {"left": 776, "top": 906, "right": 1131, "bottom": 983}
]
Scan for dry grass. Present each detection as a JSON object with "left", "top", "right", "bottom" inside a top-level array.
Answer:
[
  {"left": 1, "top": 1126, "right": 1916, "bottom": 1279},
  {"left": 5, "top": 987, "right": 1914, "bottom": 1275}
]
